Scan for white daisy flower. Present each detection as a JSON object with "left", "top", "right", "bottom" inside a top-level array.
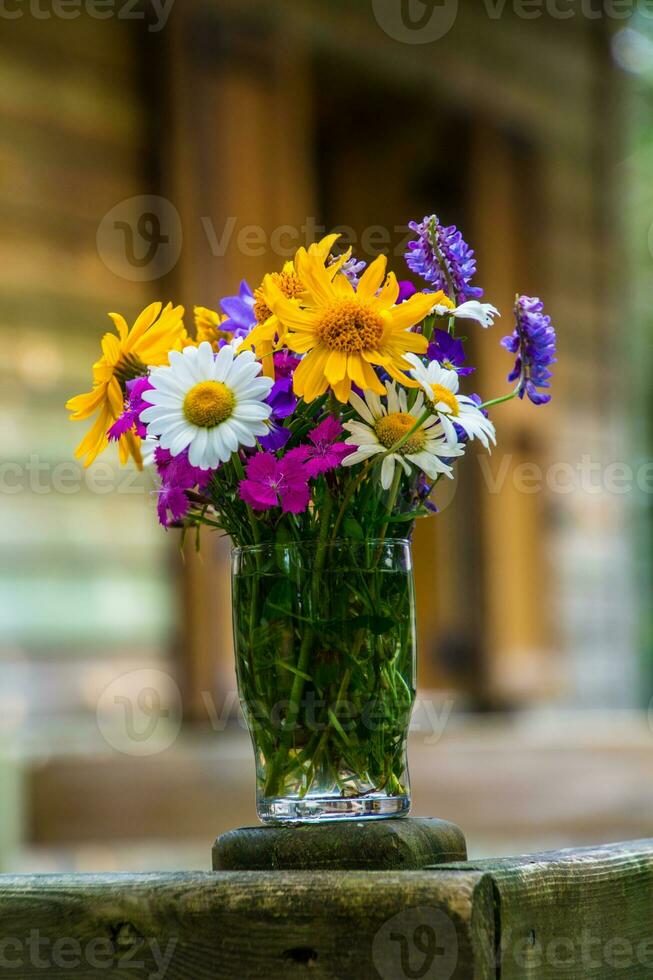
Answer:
[
  {"left": 405, "top": 355, "right": 496, "bottom": 450},
  {"left": 140, "top": 341, "right": 273, "bottom": 470},
  {"left": 431, "top": 300, "right": 500, "bottom": 328},
  {"left": 342, "top": 382, "right": 465, "bottom": 491}
]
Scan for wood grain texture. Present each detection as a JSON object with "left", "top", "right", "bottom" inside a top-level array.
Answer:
[
  {"left": 0, "top": 869, "right": 489, "bottom": 979},
  {"left": 2, "top": 840, "right": 652, "bottom": 977},
  {"left": 213, "top": 817, "right": 468, "bottom": 871},
  {"left": 439, "top": 838, "right": 653, "bottom": 979}
]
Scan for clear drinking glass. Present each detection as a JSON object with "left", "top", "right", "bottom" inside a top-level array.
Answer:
[{"left": 231, "top": 539, "right": 416, "bottom": 822}]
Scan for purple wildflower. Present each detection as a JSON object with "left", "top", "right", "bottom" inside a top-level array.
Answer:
[
  {"left": 397, "top": 280, "right": 417, "bottom": 304},
  {"left": 155, "top": 447, "right": 213, "bottom": 528},
  {"left": 259, "top": 422, "right": 292, "bottom": 453},
  {"left": 257, "top": 354, "right": 300, "bottom": 451},
  {"left": 501, "top": 296, "right": 556, "bottom": 405},
  {"left": 427, "top": 329, "right": 474, "bottom": 377},
  {"left": 405, "top": 214, "right": 482, "bottom": 303},
  {"left": 108, "top": 376, "right": 153, "bottom": 442},
  {"left": 273, "top": 351, "right": 301, "bottom": 379},
  {"left": 291, "top": 417, "right": 350, "bottom": 478},
  {"left": 220, "top": 280, "right": 256, "bottom": 335},
  {"left": 239, "top": 452, "right": 310, "bottom": 514},
  {"left": 330, "top": 253, "right": 367, "bottom": 287}
]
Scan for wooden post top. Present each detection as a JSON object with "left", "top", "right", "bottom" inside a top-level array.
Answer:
[{"left": 212, "top": 817, "right": 467, "bottom": 871}]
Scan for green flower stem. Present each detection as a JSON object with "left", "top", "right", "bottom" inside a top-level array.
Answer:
[
  {"left": 376, "top": 463, "right": 402, "bottom": 551},
  {"left": 331, "top": 408, "right": 432, "bottom": 540},
  {"left": 479, "top": 382, "right": 521, "bottom": 411},
  {"left": 263, "top": 489, "right": 334, "bottom": 798}
]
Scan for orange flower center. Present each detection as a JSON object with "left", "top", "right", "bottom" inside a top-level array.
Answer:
[
  {"left": 430, "top": 384, "right": 459, "bottom": 416},
  {"left": 254, "top": 270, "right": 304, "bottom": 324},
  {"left": 318, "top": 300, "right": 384, "bottom": 353},
  {"left": 183, "top": 381, "right": 235, "bottom": 427},
  {"left": 375, "top": 412, "right": 426, "bottom": 453}
]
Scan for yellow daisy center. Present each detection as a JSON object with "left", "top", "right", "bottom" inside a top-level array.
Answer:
[
  {"left": 430, "top": 384, "right": 459, "bottom": 416},
  {"left": 183, "top": 381, "right": 235, "bottom": 428},
  {"left": 254, "top": 270, "right": 304, "bottom": 324},
  {"left": 318, "top": 300, "right": 384, "bottom": 353},
  {"left": 375, "top": 412, "right": 426, "bottom": 454}
]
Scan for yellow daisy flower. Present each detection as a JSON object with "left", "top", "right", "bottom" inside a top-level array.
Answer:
[
  {"left": 247, "top": 234, "right": 341, "bottom": 376},
  {"left": 194, "top": 306, "right": 232, "bottom": 350},
  {"left": 270, "top": 248, "right": 449, "bottom": 403},
  {"left": 66, "top": 301, "right": 186, "bottom": 468}
]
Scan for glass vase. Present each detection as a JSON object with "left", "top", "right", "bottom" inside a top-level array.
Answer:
[{"left": 231, "top": 538, "right": 416, "bottom": 822}]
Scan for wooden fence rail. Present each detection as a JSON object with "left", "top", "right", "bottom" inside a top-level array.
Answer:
[{"left": 0, "top": 839, "right": 651, "bottom": 978}]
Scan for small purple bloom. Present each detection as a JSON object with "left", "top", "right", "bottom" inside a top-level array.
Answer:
[
  {"left": 501, "top": 296, "right": 556, "bottom": 405},
  {"left": 396, "top": 280, "right": 417, "bottom": 304},
  {"left": 154, "top": 447, "right": 213, "bottom": 528},
  {"left": 108, "top": 375, "right": 153, "bottom": 441},
  {"left": 240, "top": 452, "right": 310, "bottom": 514},
  {"left": 259, "top": 422, "right": 292, "bottom": 452},
  {"left": 330, "top": 253, "right": 367, "bottom": 287},
  {"left": 427, "top": 329, "right": 474, "bottom": 377},
  {"left": 291, "top": 416, "right": 350, "bottom": 478},
  {"left": 220, "top": 280, "right": 256, "bottom": 335},
  {"left": 157, "top": 486, "right": 191, "bottom": 527},
  {"left": 273, "top": 351, "right": 301, "bottom": 379},
  {"left": 268, "top": 376, "right": 297, "bottom": 420},
  {"left": 405, "top": 214, "right": 482, "bottom": 303}
]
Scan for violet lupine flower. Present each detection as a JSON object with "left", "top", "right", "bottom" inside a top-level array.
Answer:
[
  {"left": 501, "top": 296, "right": 556, "bottom": 405},
  {"left": 155, "top": 447, "right": 213, "bottom": 527},
  {"left": 107, "top": 376, "right": 153, "bottom": 441},
  {"left": 291, "top": 417, "right": 350, "bottom": 478},
  {"left": 220, "top": 280, "right": 257, "bottom": 335},
  {"left": 239, "top": 452, "right": 310, "bottom": 514},
  {"left": 405, "top": 214, "right": 483, "bottom": 303},
  {"left": 397, "top": 280, "right": 417, "bottom": 304},
  {"left": 427, "top": 329, "right": 474, "bottom": 377}
]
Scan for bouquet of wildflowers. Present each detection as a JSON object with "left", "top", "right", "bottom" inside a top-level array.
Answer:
[{"left": 68, "top": 214, "right": 556, "bottom": 816}]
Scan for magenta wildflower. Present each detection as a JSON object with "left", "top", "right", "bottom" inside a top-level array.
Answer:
[
  {"left": 239, "top": 452, "right": 310, "bottom": 514},
  {"left": 155, "top": 447, "right": 213, "bottom": 528},
  {"left": 107, "top": 376, "right": 153, "bottom": 442},
  {"left": 292, "top": 416, "right": 350, "bottom": 478}
]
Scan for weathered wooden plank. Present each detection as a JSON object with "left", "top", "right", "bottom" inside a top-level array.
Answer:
[
  {"left": 213, "top": 817, "right": 467, "bottom": 871},
  {"left": 438, "top": 839, "right": 653, "bottom": 979},
  {"left": 0, "top": 869, "right": 492, "bottom": 979}
]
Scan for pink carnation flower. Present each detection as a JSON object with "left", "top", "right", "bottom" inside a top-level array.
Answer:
[
  {"left": 292, "top": 416, "right": 350, "bottom": 478},
  {"left": 239, "top": 452, "right": 310, "bottom": 514}
]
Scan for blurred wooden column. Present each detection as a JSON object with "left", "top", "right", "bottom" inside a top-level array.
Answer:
[
  {"left": 469, "top": 124, "right": 554, "bottom": 704},
  {"left": 166, "top": 5, "right": 316, "bottom": 720}
]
